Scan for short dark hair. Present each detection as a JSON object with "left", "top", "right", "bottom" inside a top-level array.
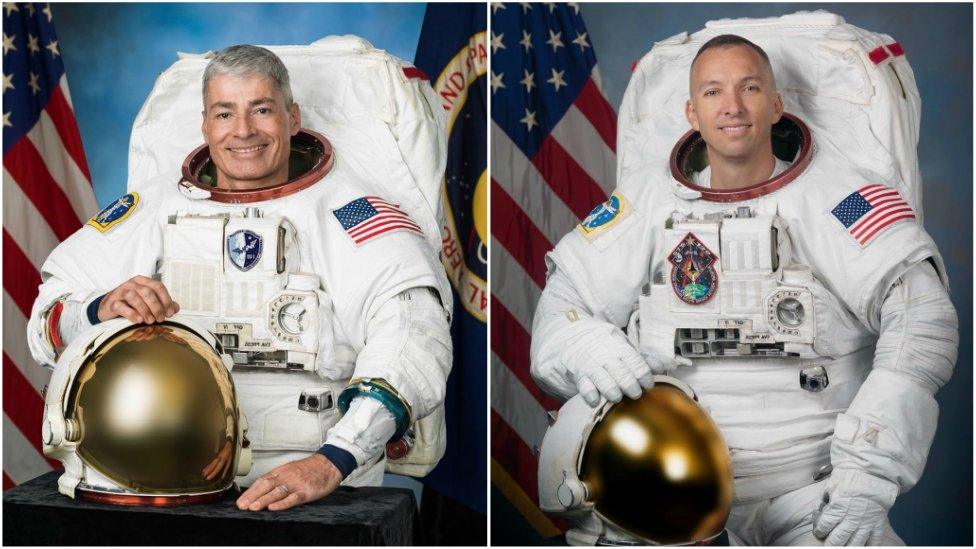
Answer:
[{"left": 690, "top": 34, "right": 776, "bottom": 88}]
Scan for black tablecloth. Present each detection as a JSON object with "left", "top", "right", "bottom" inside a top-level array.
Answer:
[{"left": 3, "top": 471, "right": 421, "bottom": 545}]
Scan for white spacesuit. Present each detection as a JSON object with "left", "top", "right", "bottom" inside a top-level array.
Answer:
[
  {"left": 533, "top": 12, "right": 958, "bottom": 546},
  {"left": 28, "top": 37, "right": 453, "bottom": 488}
]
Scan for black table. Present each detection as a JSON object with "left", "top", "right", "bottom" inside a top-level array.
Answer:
[{"left": 3, "top": 471, "right": 421, "bottom": 545}]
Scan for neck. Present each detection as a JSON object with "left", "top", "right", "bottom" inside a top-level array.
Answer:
[{"left": 706, "top": 151, "right": 776, "bottom": 190}]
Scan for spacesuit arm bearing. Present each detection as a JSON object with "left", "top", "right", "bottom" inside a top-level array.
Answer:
[
  {"left": 27, "top": 282, "right": 105, "bottom": 368},
  {"left": 829, "top": 260, "right": 959, "bottom": 491},
  {"left": 530, "top": 260, "right": 653, "bottom": 406}
]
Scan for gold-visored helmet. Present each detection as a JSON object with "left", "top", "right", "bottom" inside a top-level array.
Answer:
[
  {"left": 538, "top": 376, "right": 732, "bottom": 545},
  {"left": 42, "top": 317, "right": 252, "bottom": 505}
]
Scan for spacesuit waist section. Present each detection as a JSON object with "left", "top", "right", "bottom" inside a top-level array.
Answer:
[
  {"left": 636, "top": 208, "right": 874, "bottom": 363},
  {"left": 161, "top": 209, "right": 329, "bottom": 373}
]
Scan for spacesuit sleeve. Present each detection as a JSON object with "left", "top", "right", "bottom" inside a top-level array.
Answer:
[
  {"left": 326, "top": 222, "right": 453, "bottom": 427},
  {"left": 829, "top": 260, "right": 958, "bottom": 493},
  {"left": 530, "top": 202, "right": 653, "bottom": 399},
  {"left": 26, "top": 193, "right": 162, "bottom": 368}
]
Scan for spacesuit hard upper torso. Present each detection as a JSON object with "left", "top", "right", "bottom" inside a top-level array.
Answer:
[
  {"left": 533, "top": 125, "right": 946, "bottom": 503},
  {"left": 28, "top": 147, "right": 453, "bottom": 487}
]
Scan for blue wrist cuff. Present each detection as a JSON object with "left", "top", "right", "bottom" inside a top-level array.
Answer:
[
  {"left": 337, "top": 380, "right": 411, "bottom": 441},
  {"left": 86, "top": 294, "right": 106, "bottom": 325},
  {"left": 317, "top": 444, "right": 357, "bottom": 479}
]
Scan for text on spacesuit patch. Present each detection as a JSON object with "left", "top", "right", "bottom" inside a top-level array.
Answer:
[
  {"left": 576, "top": 192, "right": 631, "bottom": 241},
  {"left": 669, "top": 232, "right": 718, "bottom": 305},
  {"left": 86, "top": 192, "right": 140, "bottom": 233},
  {"left": 332, "top": 196, "right": 424, "bottom": 246},
  {"left": 226, "top": 230, "right": 263, "bottom": 271},
  {"left": 830, "top": 184, "right": 916, "bottom": 246}
]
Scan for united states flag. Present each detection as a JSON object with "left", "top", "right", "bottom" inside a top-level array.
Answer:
[
  {"left": 2, "top": 2, "right": 98, "bottom": 489},
  {"left": 490, "top": 2, "right": 615, "bottom": 536},
  {"left": 332, "top": 196, "right": 423, "bottom": 246},
  {"left": 831, "top": 184, "right": 916, "bottom": 246}
]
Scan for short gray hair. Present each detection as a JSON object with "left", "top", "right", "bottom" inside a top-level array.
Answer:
[{"left": 202, "top": 44, "right": 294, "bottom": 106}]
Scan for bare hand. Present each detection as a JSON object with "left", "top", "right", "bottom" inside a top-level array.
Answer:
[
  {"left": 236, "top": 454, "right": 342, "bottom": 512},
  {"left": 97, "top": 275, "right": 179, "bottom": 324}
]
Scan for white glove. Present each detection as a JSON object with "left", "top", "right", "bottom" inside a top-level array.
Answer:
[
  {"left": 641, "top": 349, "right": 692, "bottom": 375},
  {"left": 559, "top": 322, "right": 654, "bottom": 407},
  {"left": 813, "top": 468, "right": 898, "bottom": 546}
]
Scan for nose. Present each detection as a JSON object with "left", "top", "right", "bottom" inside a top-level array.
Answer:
[
  {"left": 721, "top": 91, "right": 745, "bottom": 117},
  {"left": 232, "top": 112, "right": 256, "bottom": 138}
]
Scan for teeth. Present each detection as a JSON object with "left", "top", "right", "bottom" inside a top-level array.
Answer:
[
  {"left": 721, "top": 125, "right": 749, "bottom": 132},
  {"left": 229, "top": 145, "right": 266, "bottom": 152}
]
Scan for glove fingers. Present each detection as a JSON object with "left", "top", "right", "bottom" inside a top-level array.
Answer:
[
  {"left": 589, "top": 368, "right": 624, "bottom": 403},
  {"left": 577, "top": 376, "right": 601, "bottom": 407},
  {"left": 813, "top": 502, "right": 845, "bottom": 541},
  {"left": 867, "top": 528, "right": 886, "bottom": 546},
  {"left": 620, "top": 352, "right": 653, "bottom": 386},
  {"left": 824, "top": 508, "right": 855, "bottom": 547},
  {"left": 848, "top": 527, "right": 871, "bottom": 546},
  {"left": 674, "top": 355, "right": 693, "bottom": 367},
  {"left": 607, "top": 361, "right": 642, "bottom": 400}
]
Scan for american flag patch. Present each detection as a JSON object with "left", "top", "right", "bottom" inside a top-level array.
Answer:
[
  {"left": 332, "top": 196, "right": 423, "bottom": 246},
  {"left": 830, "top": 184, "right": 916, "bottom": 246}
]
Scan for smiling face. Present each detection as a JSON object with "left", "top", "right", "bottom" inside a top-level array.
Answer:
[
  {"left": 685, "top": 44, "right": 783, "bottom": 167},
  {"left": 201, "top": 73, "right": 301, "bottom": 190}
]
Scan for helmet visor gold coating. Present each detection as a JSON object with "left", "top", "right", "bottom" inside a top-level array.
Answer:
[
  {"left": 65, "top": 324, "right": 240, "bottom": 495},
  {"left": 580, "top": 384, "right": 733, "bottom": 545}
]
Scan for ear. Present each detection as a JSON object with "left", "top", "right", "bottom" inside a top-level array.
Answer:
[
  {"left": 685, "top": 99, "right": 700, "bottom": 132},
  {"left": 200, "top": 110, "right": 209, "bottom": 144},
  {"left": 771, "top": 92, "right": 783, "bottom": 124},
  {"left": 289, "top": 103, "right": 302, "bottom": 136}
]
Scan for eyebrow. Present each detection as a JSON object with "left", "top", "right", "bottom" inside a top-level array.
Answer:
[
  {"left": 208, "top": 97, "right": 276, "bottom": 110},
  {"left": 696, "top": 75, "right": 764, "bottom": 92}
]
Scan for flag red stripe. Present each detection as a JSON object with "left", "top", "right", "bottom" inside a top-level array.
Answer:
[
  {"left": 531, "top": 135, "right": 609, "bottom": 221},
  {"left": 3, "top": 353, "right": 61, "bottom": 470},
  {"left": 2, "top": 230, "right": 42, "bottom": 318},
  {"left": 491, "top": 409, "right": 543, "bottom": 506},
  {"left": 574, "top": 79, "right": 617, "bottom": 152},
  {"left": 851, "top": 203, "right": 912, "bottom": 236},
  {"left": 857, "top": 212, "right": 915, "bottom": 244},
  {"left": 865, "top": 197, "right": 904, "bottom": 210},
  {"left": 353, "top": 222, "right": 423, "bottom": 244},
  {"left": 490, "top": 180, "right": 552, "bottom": 288},
  {"left": 2, "top": 471, "right": 13, "bottom": 490},
  {"left": 887, "top": 42, "right": 904, "bottom": 57},
  {"left": 348, "top": 214, "right": 420, "bottom": 237},
  {"left": 44, "top": 85, "right": 92, "bottom": 183},
  {"left": 857, "top": 184, "right": 884, "bottom": 193},
  {"left": 492, "top": 297, "right": 563, "bottom": 411},
  {"left": 3, "top": 139, "right": 84, "bottom": 241},
  {"left": 863, "top": 188, "right": 898, "bottom": 202}
]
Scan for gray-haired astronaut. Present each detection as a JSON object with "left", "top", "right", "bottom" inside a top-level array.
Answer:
[
  {"left": 532, "top": 34, "right": 958, "bottom": 546},
  {"left": 28, "top": 44, "right": 453, "bottom": 510}
]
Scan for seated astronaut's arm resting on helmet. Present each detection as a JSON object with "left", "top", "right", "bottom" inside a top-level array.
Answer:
[
  {"left": 343, "top": 285, "right": 451, "bottom": 427},
  {"left": 530, "top": 259, "right": 603, "bottom": 399},
  {"left": 321, "top": 397, "right": 397, "bottom": 477},
  {"left": 830, "top": 260, "right": 959, "bottom": 492},
  {"left": 530, "top": 254, "right": 654, "bottom": 405}
]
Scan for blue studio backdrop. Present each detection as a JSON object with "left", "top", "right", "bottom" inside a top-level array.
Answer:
[{"left": 52, "top": 2, "right": 485, "bottom": 512}]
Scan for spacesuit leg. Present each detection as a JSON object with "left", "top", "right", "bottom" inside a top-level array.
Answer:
[
  {"left": 762, "top": 480, "right": 904, "bottom": 546},
  {"left": 724, "top": 500, "right": 767, "bottom": 546}
]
